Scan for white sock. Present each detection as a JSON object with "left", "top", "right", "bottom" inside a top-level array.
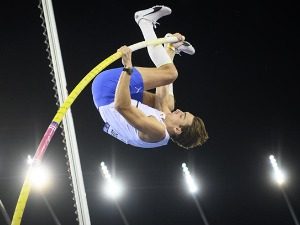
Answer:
[{"left": 138, "top": 20, "right": 172, "bottom": 68}]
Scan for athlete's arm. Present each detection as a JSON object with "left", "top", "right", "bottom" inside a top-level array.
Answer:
[
  {"left": 142, "top": 90, "right": 174, "bottom": 113},
  {"left": 114, "top": 46, "right": 166, "bottom": 141},
  {"left": 154, "top": 85, "right": 174, "bottom": 114}
]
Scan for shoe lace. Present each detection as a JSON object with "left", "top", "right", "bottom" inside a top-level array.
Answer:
[
  {"left": 153, "top": 21, "right": 160, "bottom": 28},
  {"left": 175, "top": 50, "right": 182, "bottom": 56},
  {"left": 150, "top": 20, "right": 160, "bottom": 28},
  {"left": 140, "top": 18, "right": 160, "bottom": 28}
]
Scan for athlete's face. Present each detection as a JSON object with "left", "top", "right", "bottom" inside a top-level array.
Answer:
[{"left": 167, "top": 109, "right": 194, "bottom": 128}]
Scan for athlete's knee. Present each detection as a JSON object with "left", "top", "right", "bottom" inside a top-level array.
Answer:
[{"left": 161, "top": 63, "right": 178, "bottom": 83}]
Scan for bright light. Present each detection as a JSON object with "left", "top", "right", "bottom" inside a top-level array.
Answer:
[
  {"left": 29, "top": 165, "right": 50, "bottom": 188},
  {"left": 104, "top": 180, "right": 124, "bottom": 198},
  {"left": 100, "top": 162, "right": 124, "bottom": 198},
  {"left": 27, "top": 155, "right": 34, "bottom": 164},
  {"left": 182, "top": 163, "right": 198, "bottom": 193},
  {"left": 269, "top": 155, "right": 286, "bottom": 185},
  {"left": 27, "top": 155, "right": 51, "bottom": 189}
]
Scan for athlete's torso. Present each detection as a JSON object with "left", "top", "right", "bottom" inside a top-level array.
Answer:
[{"left": 99, "top": 100, "right": 170, "bottom": 148}]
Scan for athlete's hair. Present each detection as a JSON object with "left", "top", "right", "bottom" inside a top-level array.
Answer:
[{"left": 171, "top": 116, "right": 208, "bottom": 149}]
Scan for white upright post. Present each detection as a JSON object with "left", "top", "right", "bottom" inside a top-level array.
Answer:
[{"left": 40, "top": 1, "right": 91, "bottom": 224}]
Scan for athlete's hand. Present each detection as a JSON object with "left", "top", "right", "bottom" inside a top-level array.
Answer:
[
  {"left": 170, "top": 33, "right": 185, "bottom": 48},
  {"left": 117, "top": 45, "right": 133, "bottom": 68}
]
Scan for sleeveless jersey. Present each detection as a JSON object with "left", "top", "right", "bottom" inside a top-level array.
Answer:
[{"left": 98, "top": 99, "right": 170, "bottom": 148}]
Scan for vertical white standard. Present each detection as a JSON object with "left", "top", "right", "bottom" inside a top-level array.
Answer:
[{"left": 40, "top": 0, "right": 91, "bottom": 224}]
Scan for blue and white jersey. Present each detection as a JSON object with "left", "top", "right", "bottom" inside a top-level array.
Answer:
[{"left": 99, "top": 99, "right": 170, "bottom": 148}]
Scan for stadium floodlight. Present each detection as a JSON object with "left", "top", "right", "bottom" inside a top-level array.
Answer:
[
  {"left": 27, "top": 155, "right": 51, "bottom": 188},
  {"left": 269, "top": 155, "right": 285, "bottom": 185},
  {"left": 100, "top": 162, "right": 123, "bottom": 198},
  {"left": 27, "top": 155, "right": 34, "bottom": 164},
  {"left": 268, "top": 155, "right": 300, "bottom": 225},
  {"left": 182, "top": 163, "right": 198, "bottom": 193},
  {"left": 181, "top": 164, "right": 210, "bottom": 225}
]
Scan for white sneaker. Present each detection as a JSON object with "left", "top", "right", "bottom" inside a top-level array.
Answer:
[
  {"left": 164, "top": 33, "right": 195, "bottom": 55},
  {"left": 134, "top": 5, "right": 172, "bottom": 28},
  {"left": 176, "top": 41, "right": 195, "bottom": 55}
]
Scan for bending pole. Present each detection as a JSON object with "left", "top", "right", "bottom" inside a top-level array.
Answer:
[{"left": 11, "top": 36, "right": 178, "bottom": 225}]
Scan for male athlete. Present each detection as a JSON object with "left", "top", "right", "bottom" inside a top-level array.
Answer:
[{"left": 92, "top": 5, "right": 208, "bottom": 149}]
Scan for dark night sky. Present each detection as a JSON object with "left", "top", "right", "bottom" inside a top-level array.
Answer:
[{"left": 1, "top": 1, "right": 300, "bottom": 225}]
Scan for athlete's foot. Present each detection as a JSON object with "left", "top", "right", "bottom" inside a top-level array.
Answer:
[
  {"left": 134, "top": 5, "right": 172, "bottom": 28},
  {"left": 176, "top": 41, "right": 195, "bottom": 55},
  {"left": 164, "top": 33, "right": 196, "bottom": 55}
]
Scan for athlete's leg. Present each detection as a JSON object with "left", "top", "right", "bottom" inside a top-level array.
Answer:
[
  {"left": 140, "top": 33, "right": 196, "bottom": 109},
  {"left": 134, "top": 6, "right": 183, "bottom": 90},
  {"left": 135, "top": 5, "right": 173, "bottom": 68},
  {"left": 92, "top": 67, "right": 147, "bottom": 107},
  {"left": 134, "top": 64, "right": 176, "bottom": 90}
]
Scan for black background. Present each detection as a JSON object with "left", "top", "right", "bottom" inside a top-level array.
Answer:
[{"left": 1, "top": 1, "right": 299, "bottom": 225}]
